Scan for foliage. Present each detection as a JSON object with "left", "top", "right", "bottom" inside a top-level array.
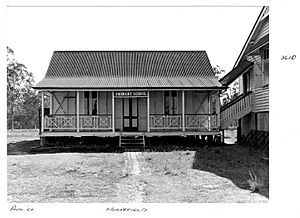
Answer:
[
  {"left": 247, "top": 171, "right": 264, "bottom": 193},
  {"left": 213, "top": 65, "right": 239, "bottom": 106},
  {"left": 7, "top": 46, "right": 44, "bottom": 129}
]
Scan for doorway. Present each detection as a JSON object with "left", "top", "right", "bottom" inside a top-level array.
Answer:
[{"left": 123, "top": 98, "right": 138, "bottom": 131}]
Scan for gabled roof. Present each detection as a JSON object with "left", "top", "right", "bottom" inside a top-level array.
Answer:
[
  {"left": 35, "top": 51, "right": 223, "bottom": 89},
  {"left": 219, "top": 6, "right": 268, "bottom": 86},
  {"left": 233, "top": 6, "right": 269, "bottom": 67}
]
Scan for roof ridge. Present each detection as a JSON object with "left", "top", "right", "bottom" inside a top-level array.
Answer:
[{"left": 53, "top": 50, "right": 208, "bottom": 53}]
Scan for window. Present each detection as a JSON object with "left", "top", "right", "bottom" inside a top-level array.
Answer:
[
  {"left": 164, "top": 91, "right": 178, "bottom": 115},
  {"left": 261, "top": 47, "right": 269, "bottom": 86},
  {"left": 84, "top": 91, "right": 98, "bottom": 115},
  {"left": 91, "top": 91, "right": 97, "bottom": 115},
  {"left": 243, "top": 72, "right": 250, "bottom": 93},
  {"left": 84, "top": 91, "right": 90, "bottom": 115}
]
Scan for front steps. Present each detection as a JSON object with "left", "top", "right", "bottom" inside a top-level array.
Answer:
[{"left": 119, "top": 135, "right": 145, "bottom": 151}]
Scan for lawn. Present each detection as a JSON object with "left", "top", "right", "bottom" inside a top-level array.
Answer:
[
  {"left": 8, "top": 133, "right": 269, "bottom": 203},
  {"left": 7, "top": 129, "right": 39, "bottom": 144}
]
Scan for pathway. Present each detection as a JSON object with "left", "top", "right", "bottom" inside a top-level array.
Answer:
[{"left": 116, "top": 152, "right": 147, "bottom": 203}]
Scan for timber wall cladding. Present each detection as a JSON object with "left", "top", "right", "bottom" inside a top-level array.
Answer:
[
  {"left": 115, "top": 98, "right": 122, "bottom": 131},
  {"left": 185, "top": 91, "right": 208, "bottom": 114},
  {"left": 150, "top": 91, "right": 163, "bottom": 114},
  {"left": 52, "top": 91, "right": 76, "bottom": 114},
  {"left": 98, "top": 91, "right": 112, "bottom": 115},
  {"left": 256, "top": 16, "right": 269, "bottom": 43},
  {"left": 138, "top": 98, "right": 147, "bottom": 131},
  {"left": 255, "top": 86, "right": 269, "bottom": 112}
]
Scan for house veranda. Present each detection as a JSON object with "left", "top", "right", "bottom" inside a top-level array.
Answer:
[{"left": 35, "top": 51, "right": 225, "bottom": 146}]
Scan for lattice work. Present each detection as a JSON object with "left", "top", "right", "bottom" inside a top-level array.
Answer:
[
  {"left": 80, "top": 115, "right": 112, "bottom": 129},
  {"left": 44, "top": 115, "right": 112, "bottom": 130},
  {"left": 185, "top": 115, "right": 209, "bottom": 130},
  {"left": 45, "top": 115, "right": 76, "bottom": 129},
  {"left": 150, "top": 115, "right": 182, "bottom": 129}
]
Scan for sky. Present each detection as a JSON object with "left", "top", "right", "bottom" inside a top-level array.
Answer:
[{"left": 6, "top": 6, "right": 262, "bottom": 83}]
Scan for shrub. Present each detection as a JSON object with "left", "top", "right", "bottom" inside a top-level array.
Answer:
[{"left": 247, "top": 171, "right": 264, "bottom": 192}]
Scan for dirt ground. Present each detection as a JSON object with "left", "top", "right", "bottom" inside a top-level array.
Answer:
[{"left": 7, "top": 129, "right": 268, "bottom": 203}]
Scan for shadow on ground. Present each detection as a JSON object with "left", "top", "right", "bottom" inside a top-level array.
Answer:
[
  {"left": 7, "top": 140, "right": 125, "bottom": 155},
  {"left": 7, "top": 140, "right": 40, "bottom": 155},
  {"left": 192, "top": 145, "right": 269, "bottom": 198}
]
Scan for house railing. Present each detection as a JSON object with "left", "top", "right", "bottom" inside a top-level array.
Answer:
[
  {"left": 150, "top": 114, "right": 219, "bottom": 131},
  {"left": 79, "top": 115, "right": 112, "bottom": 130},
  {"left": 44, "top": 114, "right": 112, "bottom": 130},
  {"left": 150, "top": 114, "right": 182, "bottom": 130},
  {"left": 220, "top": 92, "right": 252, "bottom": 126},
  {"left": 44, "top": 114, "right": 219, "bottom": 132},
  {"left": 185, "top": 114, "right": 218, "bottom": 131},
  {"left": 45, "top": 114, "right": 76, "bottom": 129}
]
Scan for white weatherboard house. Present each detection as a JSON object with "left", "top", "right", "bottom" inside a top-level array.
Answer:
[
  {"left": 219, "top": 6, "right": 269, "bottom": 147},
  {"left": 35, "top": 51, "right": 224, "bottom": 147}
]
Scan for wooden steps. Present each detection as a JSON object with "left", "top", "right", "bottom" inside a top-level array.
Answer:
[{"left": 119, "top": 135, "right": 145, "bottom": 151}]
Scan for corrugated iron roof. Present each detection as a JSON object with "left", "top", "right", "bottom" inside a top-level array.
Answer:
[{"left": 35, "top": 51, "right": 223, "bottom": 89}]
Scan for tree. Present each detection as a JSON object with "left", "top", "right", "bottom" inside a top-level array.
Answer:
[{"left": 7, "top": 46, "right": 41, "bottom": 129}]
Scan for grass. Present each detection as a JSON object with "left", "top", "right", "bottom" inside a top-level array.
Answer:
[
  {"left": 8, "top": 153, "right": 125, "bottom": 203},
  {"left": 7, "top": 129, "right": 39, "bottom": 144},
  {"left": 7, "top": 129, "right": 268, "bottom": 203},
  {"left": 138, "top": 147, "right": 268, "bottom": 203},
  {"left": 8, "top": 147, "right": 268, "bottom": 203}
]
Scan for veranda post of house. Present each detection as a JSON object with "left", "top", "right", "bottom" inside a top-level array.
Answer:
[{"left": 35, "top": 51, "right": 225, "bottom": 147}]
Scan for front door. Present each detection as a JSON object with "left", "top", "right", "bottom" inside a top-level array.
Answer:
[{"left": 123, "top": 98, "right": 138, "bottom": 131}]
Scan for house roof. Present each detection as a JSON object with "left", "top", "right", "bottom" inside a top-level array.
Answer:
[
  {"left": 245, "top": 34, "right": 269, "bottom": 56},
  {"left": 233, "top": 6, "right": 268, "bottom": 67},
  {"left": 35, "top": 51, "right": 223, "bottom": 90},
  {"left": 219, "top": 60, "right": 252, "bottom": 86},
  {"left": 219, "top": 6, "right": 268, "bottom": 86}
]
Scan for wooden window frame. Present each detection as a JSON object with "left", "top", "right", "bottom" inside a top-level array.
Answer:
[
  {"left": 163, "top": 91, "right": 178, "bottom": 115},
  {"left": 261, "top": 47, "right": 269, "bottom": 86}
]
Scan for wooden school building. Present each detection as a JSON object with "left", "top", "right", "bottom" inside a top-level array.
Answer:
[{"left": 35, "top": 51, "right": 224, "bottom": 147}]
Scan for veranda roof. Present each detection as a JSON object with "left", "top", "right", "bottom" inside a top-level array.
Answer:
[
  {"left": 35, "top": 51, "right": 223, "bottom": 89},
  {"left": 219, "top": 60, "right": 253, "bottom": 86}
]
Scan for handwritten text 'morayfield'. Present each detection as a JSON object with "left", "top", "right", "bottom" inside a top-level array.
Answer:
[{"left": 106, "top": 207, "right": 147, "bottom": 212}]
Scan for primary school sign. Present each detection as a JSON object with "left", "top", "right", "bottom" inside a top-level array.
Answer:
[{"left": 114, "top": 91, "right": 147, "bottom": 97}]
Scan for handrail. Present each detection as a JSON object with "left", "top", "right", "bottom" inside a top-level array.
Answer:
[
  {"left": 47, "top": 114, "right": 112, "bottom": 116},
  {"left": 221, "top": 91, "right": 252, "bottom": 111}
]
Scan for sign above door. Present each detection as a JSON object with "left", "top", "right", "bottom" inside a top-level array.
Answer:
[{"left": 114, "top": 91, "right": 147, "bottom": 97}]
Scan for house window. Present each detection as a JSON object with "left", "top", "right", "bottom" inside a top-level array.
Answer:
[
  {"left": 84, "top": 91, "right": 90, "bottom": 115},
  {"left": 164, "top": 91, "right": 178, "bottom": 115},
  {"left": 243, "top": 72, "right": 250, "bottom": 93},
  {"left": 84, "top": 91, "right": 98, "bottom": 115},
  {"left": 91, "top": 91, "right": 97, "bottom": 115},
  {"left": 262, "top": 47, "right": 269, "bottom": 86}
]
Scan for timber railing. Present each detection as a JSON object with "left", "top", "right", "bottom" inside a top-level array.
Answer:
[
  {"left": 44, "top": 114, "right": 77, "bottom": 130},
  {"left": 150, "top": 114, "right": 218, "bottom": 131},
  {"left": 44, "top": 113, "right": 219, "bottom": 132},
  {"left": 220, "top": 91, "right": 252, "bottom": 127},
  {"left": 44, "top": 114, "right": 112, "bottom": 131}
]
